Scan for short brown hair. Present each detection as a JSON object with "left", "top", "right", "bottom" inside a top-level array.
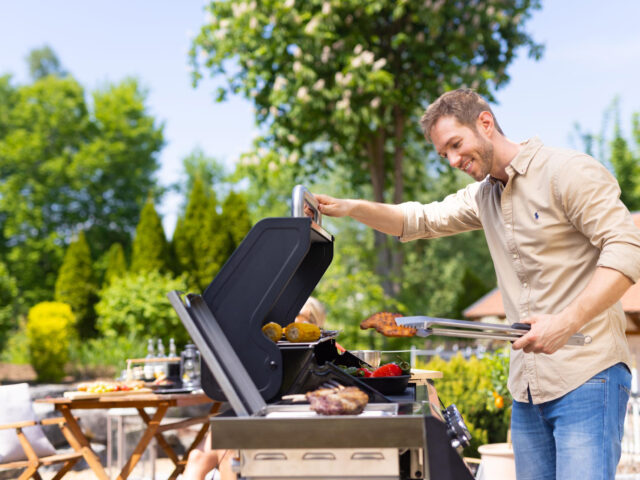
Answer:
[{"left": 420, "top": 89, "right": 503, "bottom": 143}]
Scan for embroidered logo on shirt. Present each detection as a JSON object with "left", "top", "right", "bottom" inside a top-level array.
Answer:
[{"left": 534, "top": 212, "right": 539, "bottom": 220}]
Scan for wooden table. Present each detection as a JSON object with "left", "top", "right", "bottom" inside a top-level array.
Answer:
[{"left": 36, "top": 392, "right": 219, "bottom": 480}]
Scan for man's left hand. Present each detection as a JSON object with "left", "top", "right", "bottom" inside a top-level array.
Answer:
[{"left": 511, "top": 313, "right": 576, "bottom": 354}]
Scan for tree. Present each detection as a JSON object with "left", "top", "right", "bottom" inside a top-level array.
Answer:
[
  {"left": 54, "top": 231, "right": 97, "bottom": 337},
  {"left": 26, "top": 45, "right": 67, "bottom": 80},
  {"left": 190, "top": 0, "right": 543, "bottom": 297},
  {"left": 175, "top": 148, "right": 228, "bottom": 209},
  {"left": 102, "top": 242, "right": 127, "bottom": 286},
  {"left": 0, "top": 261, "right": 18, "bottom": 351},
  {"left": 0, "top": 72, "right": 164, "bottom": 306},
  {"left": 130, "top": 198, "right": 169, "bottom": 274},
  {"left": 172, "top": 177, "right": 226, "bottom": 291},
  {"left": 221, "top": 191, "right": 252, "bottom": 251}
]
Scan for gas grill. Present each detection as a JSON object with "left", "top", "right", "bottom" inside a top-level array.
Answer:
[{"left": 168, "top": 185, "right": 475, "bottom": 480}]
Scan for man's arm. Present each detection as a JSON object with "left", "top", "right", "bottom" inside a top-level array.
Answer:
[
  {"left": 315, "top": 194, "right": 404, "bottom": 236},
  {"left": 512, "top": 266, "right": 633, "bottom": 354}
]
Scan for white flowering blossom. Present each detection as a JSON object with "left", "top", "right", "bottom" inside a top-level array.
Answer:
[
  {"left": 322, "top": 2, "right": 331, "bottom": 15},
  {"left": 220, "top": 19, "right": 230, "bottom": 29},
  {"left": 416, "top": 32, "right": 425, "bottom": 43},
  {"left": 273, "top": 76, "right": 288, "bottom": 91},
  {"left": 293, "top": 61, "right": 303, "bottom": 73},
  {"left": 373, "top": 58, "right": 386, "bottom": 71},
  {"left": 284, "top": 0, "right": 295, "bottom": 8},
  {"left": 313, "top": 79, "right": 325, "bottom": 90},
  {"left": 246, "top": 59, "right": 255, "bottom": 67},
  {"left": 352, "top": 56, "right": 362, "bottom": 68},
  {"left": 332, "top": 40, "right": 344, "bottom": 50},
  {"left": 204, "top": 11, "right": 214, "bottom": 24},
  {"left": 269, "top": 106, "right": 279, "bottom": 117},
  {"left": 354, "top": 44, "right": 363, "bottom": 55},
  {"left": 288, "top": 151, "right": 300, "bottom": 164},
  {"left": 214, "top": 29, "right": 227, "bottom": 41},
  {"left": 292, "top": 45, "right": 302, "bottom": 58},
  {"left": 336, "top": 97, "right": 350, "bottom": 110},
  {"left": 249, "top": 17, "right": 258, "bottom": 29},
  {"left": 370, "top": 97, "right": 381, "bottom": 109},
  {"left": 268, "top": 161, "right": 278, "bottom": 171},
  {"left": 361, "top": 51, "right": 374, "bottom": 65},
  {"left": 197, "top": 49, "right": 209, "bottom": 63},
  {"left": 304, "top": 16, "right": 320, "bottom": 34},
  {"left": 296, "top": 86, "right": 310, "bottom": 101},
  {"left": 321, "top": 46, "right": 331, "bottom": 63},
  {"left": 232, "top": 2, "right": 249, "bottom": 17},
  {"left": 287, "top": 134, "right": 298, "bottom": 144}
]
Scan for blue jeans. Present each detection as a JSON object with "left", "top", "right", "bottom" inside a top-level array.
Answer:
[{"left": 511, "top": 362, "right": 631, "bottom": 480}]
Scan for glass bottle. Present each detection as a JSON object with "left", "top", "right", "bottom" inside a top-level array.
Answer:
[
  {"left": 155, "top": 338, "right": 168, "bottom": 378},
  {"left": 169, "top": 338, "right": 177, "bottom": 358},
  {"left": 144, "top": 338, "right": 155, "bottom": 381},
  {"left": 180, "top": 344, "right": 201, "bottom": 389}
]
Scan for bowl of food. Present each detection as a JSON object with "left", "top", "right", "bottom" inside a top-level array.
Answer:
[{"left": 351, "top": 350, "right": 381, "bottom": 368}]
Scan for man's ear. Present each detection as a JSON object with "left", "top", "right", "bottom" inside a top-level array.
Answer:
[{"left": 477, "top": 111, "right": 495, "bottom": 137}]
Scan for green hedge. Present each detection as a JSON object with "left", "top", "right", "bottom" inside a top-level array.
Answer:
[{"left": 420, "top": 349, "right": 511, "bottom": 457}]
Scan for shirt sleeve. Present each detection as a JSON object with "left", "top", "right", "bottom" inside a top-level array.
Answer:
[
  {"left": 399, "top": 181, "right": 484, "bottom": 242},
  {"left": 554, "top": 154, "right": 640, "bottom": 282}
]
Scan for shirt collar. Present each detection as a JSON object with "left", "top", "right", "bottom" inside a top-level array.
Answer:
[{"left": 487, "top": 137, "right": 544, "bottom": 185}]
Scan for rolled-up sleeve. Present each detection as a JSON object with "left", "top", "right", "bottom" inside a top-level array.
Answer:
[
  {"left": 555, "top": 154, "right": 640, "bottom": 282},
  {"left": 399, "top": 181, "right": 484, "bottom": 242}
]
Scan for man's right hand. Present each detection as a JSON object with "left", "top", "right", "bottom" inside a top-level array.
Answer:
[
  {"left": 315, "top": 194, "right": 352, "bottom": 217},
  {"left": 313, "top": 193, "right": 405, "bottom": 237}
]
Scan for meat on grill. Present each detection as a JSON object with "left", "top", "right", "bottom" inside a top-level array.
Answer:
[
  {"left": 360, "top": 312, "right": 416, "bottom": 337},
  {"left": 306, "top": 386, "right": 369, "bottom": 416}
]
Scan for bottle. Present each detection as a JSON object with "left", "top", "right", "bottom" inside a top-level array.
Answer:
[
  {"left": 180, "top": 344, "right": 201, "bottom": 389},
  {"left": 167, "top": 337, "right": 180, "bottom": 382},
  {"left": 144, "top": 338, "right": 155, "bottom": 381},
  {"left": 155, "top": 338, "right": 168, "bottom": 379},
  {"left": 169, "top": 338, "right": 177, "bottom": 358}
]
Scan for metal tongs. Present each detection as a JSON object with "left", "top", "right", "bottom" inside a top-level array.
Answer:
[{"left": 396, "top": 316, "right": 592, "bottom": 346}]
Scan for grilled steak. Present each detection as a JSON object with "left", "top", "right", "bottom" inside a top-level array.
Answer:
[
  {"left": 306, "top": 386, "right": 369, "bottom": 415},
  {"left": 360, "top": 312, "right": 417, "bottom": 337}
]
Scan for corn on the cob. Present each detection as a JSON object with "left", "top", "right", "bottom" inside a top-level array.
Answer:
[
  {"left": 284, "top": 322, "right": 321, "bottom": 342},
  {"left": 262, "top": 322, "right": 283, "bottom": 342}
]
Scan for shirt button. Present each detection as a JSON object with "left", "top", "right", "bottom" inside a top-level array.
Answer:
[
  {"left": 523, "top": 283, "right": 528, "bottom": 288},
  {"left": 512, "top": 253, "right": 518, "bottom": 259}
]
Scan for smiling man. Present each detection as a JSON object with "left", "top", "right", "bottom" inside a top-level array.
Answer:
[{"left": 315, "top": 88, "right": 640, "bottom": 479}]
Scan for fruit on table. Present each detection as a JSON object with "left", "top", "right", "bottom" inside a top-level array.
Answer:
[
  {"left": 284, "top": 322, "right": 321, "bottom": 342},
  {"left": 77, "top": 380, "right": 145, "bottom": 393},
  {"left": 262, "top": 322, "right": 283, "bottom": 342},
  {"left": 371, "top": 363, "right": 403, "bottom": 377}
]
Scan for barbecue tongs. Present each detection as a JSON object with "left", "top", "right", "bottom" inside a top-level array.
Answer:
[{"left": 396, "top": 317, "right": 592, "bottom": 346}]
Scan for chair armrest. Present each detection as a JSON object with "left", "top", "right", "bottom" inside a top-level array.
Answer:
[
  {"left": 40, "top": 416, "right": 78, "bottom": 426},
  {"left": 0, "top": 420, "right": 38, "bottom": 431}
]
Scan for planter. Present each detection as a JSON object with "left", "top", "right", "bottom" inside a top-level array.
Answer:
[{"left": 477, "top": 442, "right": 516, "bottom": 480}]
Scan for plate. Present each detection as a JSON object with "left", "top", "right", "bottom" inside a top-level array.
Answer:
[
  {"left": 358, "top": 375, "right": 411, "bottom": 395},
  {"left": 63, "top": 388, "right": 153, "bottom": 399}
]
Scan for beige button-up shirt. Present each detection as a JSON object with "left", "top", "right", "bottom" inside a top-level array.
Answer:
[{"left": 399, "top": 137, "right": 640, "bottom": 403}]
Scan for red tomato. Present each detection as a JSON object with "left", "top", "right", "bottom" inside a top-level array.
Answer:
[{"left": 372, "top": 363, "right": 403, "bottom": 377}]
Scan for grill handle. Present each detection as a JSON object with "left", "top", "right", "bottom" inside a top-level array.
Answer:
[{"left": 292, "top": 184, "right": 322, "bottom": 226}]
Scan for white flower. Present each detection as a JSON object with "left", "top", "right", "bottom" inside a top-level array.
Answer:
[
  {"left": 268, "top": 161, "right": 278, "bottom": 171},
  {"left": 370, "top": 97, "right": 381, "bottom": 109},
  {"left": 288, "top": 151, "right": 300, "bottom": 164},
  {"left": 343, "top": 72, "right": 352, "bottom": 84},
  {"left": 373, "top": 58, "right": 386, "bottom": 71},
  {"left": 336, "top": 97, "right": 350, "bottom": 110},
  {"left": 332, "top": 40, "right": 344, "bottom": 50},
  {"left": 343, "top": 89, "right": 352, "bottom": 98},
  {"left": 352, "top": 56, "right": 362, "bottom": 68},
  {"left": 284, "top": 0, "right": 295, "bottom": 8},
  {"left": 269, "top": 106, "right": 279, "bottom": 117},
  {"left": 214, "top": 29, "right": 227, "bottom": 40},
  {"left": 304, "top": 16, "right": 320, "bottom": 34},
  {"left": 292, "top": 45, "right": 302, "bottom": 58},
  {"left": 296, "top": 86, "right": 310, "bottom": 101},
  {"left": 321, "top": 46, "right": 331, "bottom": 63},
  {"left": 313, "top": 79, "right": 325, "bottom": 90},
  {"left": 361, "top": 51, "right": 374, "bottom": 65},
  {"left": 197, "top": 49, "right": 209, "bottom": 62},
  {"left": 293, "top": 61, "right": 303, "bottom": 73},
  {"left": 220, "top": 19, "right": 230, "bottom": 29},
  {"left": 287, "top": 134, "right": 298, "bottom": 144},
  {"left": 204, "top": 11, "right": 214, "bottom": 24},
  {"left": 246, "top": 59, "right": 255, "bottom": 67},
  {"left": 249, "top": 17, "right": 258, "bottom": 29},
  {"left": 416, "top": 32, "right": 425, "bottom": 42},
  {"left": 273, "top": 76, "right": 288, "bottom": 91},
  {"left": 354, "top": 44, "right": 363, "bottom": 55},
  {"left": 335, "top": 72, "right": 344, "bottom": 84},
  {"left": 322, "top": 2, "right": 331, "bottom": 15}
]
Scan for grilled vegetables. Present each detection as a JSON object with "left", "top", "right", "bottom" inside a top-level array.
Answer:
[
  {"left": 262, "top": 322, "right": 283, "bottom": 342},
  {"left": 285, "top": 322, "right": 321, "bottom": 342}
]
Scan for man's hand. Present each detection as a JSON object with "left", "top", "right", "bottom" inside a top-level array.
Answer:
[
  {"left": 511, "top": 313, "right": 577, "bottom": 354},
  {"left": 315, "top": 194, "right": 352, "bottom": 217}
]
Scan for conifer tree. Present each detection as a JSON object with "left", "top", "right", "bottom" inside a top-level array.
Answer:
[
  {"left": 54, "top": 231, "right": 96, "bottom": 337},
  {"left": 130, "top": 198, "right": 169, "bottom": 273},
  {"left": 103, "top": 242, "right": 127, "bottom": 286},
  {"left": 172, "top": 177, "right": 225, "bottom": 291},
  {"left": 220, "top": 191, "right": 252, "bottom": 259}
]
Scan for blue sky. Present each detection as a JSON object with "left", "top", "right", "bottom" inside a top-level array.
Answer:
[{"left": 2, "top": 1, "right": 640, "bottom": 235}]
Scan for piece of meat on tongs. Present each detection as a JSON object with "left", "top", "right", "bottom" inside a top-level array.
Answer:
[
  {"left": 360, "top": 312, "right": 416, "bottom": 337},
  {"left": 306, "top": 386, "right": 369, "bottom": 416}
]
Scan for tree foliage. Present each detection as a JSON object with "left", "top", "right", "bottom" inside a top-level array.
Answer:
[
  {"left": 0, "top": 261, "right": 18, "bottom": 351},
  {"left": 0, "top": 66, "right": 164, "bottom": 306},
  {"left": 190, "top": 0, "right": 543, "bottom": 297},
  {"left": 26, "top": 45, "right": 67, "bottom": 80},
  {"left": 54, "top": 231, "right": 97, "bottom": 337},
  {"left": 130, "top": 198, "right": 169, "bottom": 274},
  {"left": 102, "top": 242, "right": 128, "bottom": 287}
]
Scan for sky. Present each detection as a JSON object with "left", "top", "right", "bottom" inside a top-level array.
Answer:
[{"left": 2, "top": 1, "right": 640, "bottom": 235}]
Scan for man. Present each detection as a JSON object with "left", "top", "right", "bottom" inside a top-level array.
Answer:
[{"left": 315, "top": 89, "right": 640, "bottom": 479}]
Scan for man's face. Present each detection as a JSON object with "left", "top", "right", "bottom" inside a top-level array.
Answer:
[{"left": 430, "top": 115, "right": 494, "bottom": 181}]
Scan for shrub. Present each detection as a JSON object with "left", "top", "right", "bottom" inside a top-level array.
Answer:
[
  {"left": 67, "top": 334, "right": 147, "bottom": 379},
  {"left": 26, "top": 302, "right": 75, "bottom": 382},
  {"left": 95, "top": 270, "right": 189, "bottom": 344},
  {"left": 420, "top": 351, "right": 512, "bottom": 457}
]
